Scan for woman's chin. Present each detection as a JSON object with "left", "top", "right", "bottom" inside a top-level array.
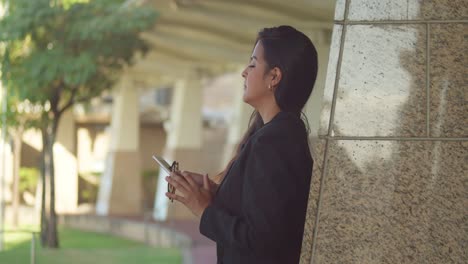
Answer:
[
  {"left": 243, "top": 92, "right": 259, "bottom": 107},
  {"left": 242, "top": 92, "right": 249, "bottom": 103},
  {"left": 242, "top": 98, "right": 256, "bottom": 109},
  {"left": 242, "top": 94, "right": 252, "bottom": 104}
]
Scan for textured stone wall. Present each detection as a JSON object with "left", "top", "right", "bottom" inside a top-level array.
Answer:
[{"left": 301, "top": 1, "right": 467, "bottom": 263}]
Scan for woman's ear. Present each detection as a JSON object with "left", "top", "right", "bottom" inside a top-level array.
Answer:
[{"left": 270, "top": 67, "right": 282, "bottom": 88}]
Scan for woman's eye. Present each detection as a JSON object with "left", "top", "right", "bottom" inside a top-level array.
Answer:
[{"left": 248, "top": 65, "right": 255, "bottom": 68}]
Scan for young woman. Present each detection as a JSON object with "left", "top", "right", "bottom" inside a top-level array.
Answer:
[{"left": 165, "top": 25, "right": 318, "bottom": 263}]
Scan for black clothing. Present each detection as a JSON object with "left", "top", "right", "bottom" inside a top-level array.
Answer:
[{"left": 199, "top": 111, "right": 313, "bottom": 264}]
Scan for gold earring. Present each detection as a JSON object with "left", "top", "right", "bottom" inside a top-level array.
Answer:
[{"left": 268, "top": 84, "right": 272, "bottom": 90}]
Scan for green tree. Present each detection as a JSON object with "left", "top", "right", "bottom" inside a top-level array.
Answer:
[
  {"left": 1, "top": 43, "right": 43, "bottom": 229},
  {"left": 1, "top": 92, "right": 41, "bottom": 229},
  {"left": 0, "top": 0, "right": 157, "bottom": 248}
]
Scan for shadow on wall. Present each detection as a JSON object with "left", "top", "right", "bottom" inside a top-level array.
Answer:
[{"left": 304, "top": 5, "right": 466, "bottom": 263}]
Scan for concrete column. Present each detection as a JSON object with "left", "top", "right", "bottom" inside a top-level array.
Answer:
[
  {"left": 96, "top": 76, "right": 142, "bottom": 216},
  {"left": 153, "top": 78, "right": 203, "bottom": 221},
  {"left": 54, "top": 110, "right": 78, "bottom": 213},
  {"left": 0, "top": 81, "right": 13, "bottom": 226},
  {"left": 301, "top": 1, "right": 467, "bottom": 263},
  {"left": 222, "top": 69, "right": 254, "bottom": 168},
  {"left": 0, "top": 133, "right": 13, "bottom": 208},
  {"left": 304, "top": 40, "right": 331, "bottom": 141}
]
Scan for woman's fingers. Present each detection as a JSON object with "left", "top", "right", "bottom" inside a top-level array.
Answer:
[
  {"left": 165, "top": 170, "right": 214, "bottom": 217},
  {"left": 167, "top": 173, "right": 190, "bottom": 195},
  {"left": 166, "top": 192, "right": 187, "bottom": 204},
  {"left": 181, "top": 170, "right": 204, "bottom": 186},
  {"left": 203, "top": 174, "right": 210, "bottom": 190},
  {"left": 181, "top": 170, "right": 203, "bottom": 178},
  {"left": 181, "top": 172, "right": 198, "bottom": 189}
]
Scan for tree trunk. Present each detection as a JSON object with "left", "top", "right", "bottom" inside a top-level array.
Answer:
[
  {"left": 11, "top": 129, "right": 23, "bottom": 228},
  {"left": 47, "top": 119, "right": 59, "bottom": 248},
  {"left": 40, "top": 118, "right": 60, "bottom": 248},
  {"left": 40, "top": 126, "right": 48, "bottom": 246}
]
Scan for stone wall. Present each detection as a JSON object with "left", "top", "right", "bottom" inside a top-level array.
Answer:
[{"left": 300, "top": 1, "right": 467, "bottom": 263}]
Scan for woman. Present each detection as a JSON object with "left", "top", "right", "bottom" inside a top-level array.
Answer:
[{"left": 165, "top": 25, "right": 318, "bottom": 263}]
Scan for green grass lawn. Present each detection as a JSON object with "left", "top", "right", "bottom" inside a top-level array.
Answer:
[{"left": 0, "top": 226, "right": 182, "bottom": 264}]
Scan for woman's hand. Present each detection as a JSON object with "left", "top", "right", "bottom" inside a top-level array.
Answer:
[
  {"left": 165, "top": 171, "right": 213, "bottom": 218},
  {"left": 180, "top": 171, "right": 219, "bottom": 195}
]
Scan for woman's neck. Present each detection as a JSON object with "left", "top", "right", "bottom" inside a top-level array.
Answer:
[{"left": 257, "top": 103, "right": 281, "bottom": 124}]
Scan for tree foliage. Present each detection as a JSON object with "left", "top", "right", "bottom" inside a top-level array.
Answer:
[
  {"left": 0, "top": 0, "right": 157, "bottom": 248},
  {"left": 1, "top": 0, "right": 157, "bottom": 117}
]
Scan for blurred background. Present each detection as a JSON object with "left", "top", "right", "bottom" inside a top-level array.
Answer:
[
  {"left": 0, "top": 0, "right": 335, "bottom": 263},
  {"left": 1, "top": 0, "right": 466, "bottom": 264}
]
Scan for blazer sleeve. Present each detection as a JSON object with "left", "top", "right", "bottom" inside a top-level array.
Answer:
[{"left": 199, "top": 136, "right": 299, "bottom": 254}]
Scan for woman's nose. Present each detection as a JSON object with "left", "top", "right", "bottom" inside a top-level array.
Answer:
[{"left": 241, "top": 67, "right": 247, "bottom": 78}]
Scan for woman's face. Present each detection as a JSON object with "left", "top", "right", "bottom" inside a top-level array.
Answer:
[{"left": 241, "top": 41, "right": 272, "bottom": 107}]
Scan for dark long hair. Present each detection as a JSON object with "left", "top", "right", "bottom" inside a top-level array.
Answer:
[{"left": 215, "top": 25, "right": 318, "bottom": 183}]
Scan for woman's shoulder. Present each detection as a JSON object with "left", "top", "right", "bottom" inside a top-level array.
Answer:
[{"left": 253, "top": 111, "right": 308, "bottom": 145}]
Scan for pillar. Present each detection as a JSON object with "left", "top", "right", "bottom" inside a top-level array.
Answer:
[
  {"left": 301, "top": 0, "right": 467, "bottom": 263},
  {"left": 303, "top": 35, "right": 331, "bottom": 141},
  {"left": 96, "top": 76, "right": 142, "bottom": 216},
  {"left": 0, "top": 82, "right": 13, "bottom": 227},
  {"left": 153, "top": 78, "right": 203, "bottom": 221},
  {"left": 54, "top": 110, "right": 78, "bottom": 213},
  {"left": 222, "top": 68, "right": 254, "bottom": 168}
]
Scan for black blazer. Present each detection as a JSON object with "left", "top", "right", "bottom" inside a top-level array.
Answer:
[{"left": 199, "top": 111, "right": 313, "bottom": 264}]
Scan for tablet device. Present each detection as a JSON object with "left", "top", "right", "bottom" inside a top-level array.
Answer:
[{"left": 152, "top": 155, "right": 172, "bottom": 174}]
